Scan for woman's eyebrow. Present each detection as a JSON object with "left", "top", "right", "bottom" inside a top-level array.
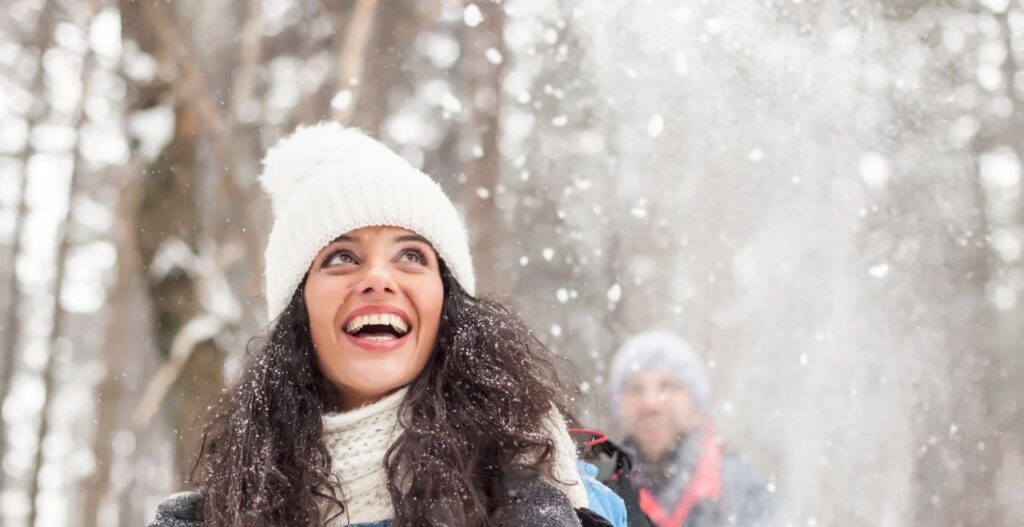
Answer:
[
  {"left": 316, "top": 235, "right": 356, "bottom": 264},
  {"left": 394, "top": 234, "right": 432, "bottom": 246}
]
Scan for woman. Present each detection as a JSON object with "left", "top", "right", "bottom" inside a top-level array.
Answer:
[{"left": 149, "top": 123, "right": 619, "bottom": 526}]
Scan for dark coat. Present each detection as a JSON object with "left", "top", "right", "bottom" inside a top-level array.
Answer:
[
  {"left": 627, "top": 423, "right": 777, "bottom": 527},
  {"left": 149, "top": 476, "right": 587, "bottom": 527}
]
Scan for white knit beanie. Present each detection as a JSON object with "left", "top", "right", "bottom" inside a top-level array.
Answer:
[{"left": 259, "top": 122, "right": 476, "bottom": 321}]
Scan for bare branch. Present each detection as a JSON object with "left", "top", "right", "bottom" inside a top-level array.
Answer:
[
  {"left": 131, "top": 314, "right": 226, "bottom": 432},
  {"left": 131, "top": 236, "right": 242, "bottom": 432}
]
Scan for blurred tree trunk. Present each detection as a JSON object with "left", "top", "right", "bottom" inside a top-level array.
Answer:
[
  {"left": 944, "top": 185, "right": 1002, "bottom": 527},
  {"left": 457, "top": 1, "right": 507, "bottom": 294},
  {"left": 139, "top": 95, "right": 226, "bottom": 488},
  {"left": 332, "top": 0, "right": 380, "bottom": 125},
  {"left": 998, "top": 7, "right": 1024, "bottom": 523},
  {"left": 908, "top": 156, "right": 1001, "bottom": 527},
  {"left": 351, "top": 0, "right": 397, "bottom": 135},
  {"left": 81, "top": 177, "right": 143, "bottom": 527},
  {"left": 26, "top": 56, "right": 88, "bottom": 527},
  {"left": 351, "top": 0, "right": 434, "bottom": 134},
  {"left": 120, "top": 0, "right": 226, "bottom": 484},
  {"left": 912, "top": 10, "right": 1024, "bottom": 526},
  {"left": 0, "top": 1, "right": 54, "bottom": 493}
]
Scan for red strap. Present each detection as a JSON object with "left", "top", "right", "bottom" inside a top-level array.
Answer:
[
  {"left": 637, "top": 421, "right": 722, "bottom": 527},
  {"left": 568, "top": 427, "right": 610, "bottom": 448}
]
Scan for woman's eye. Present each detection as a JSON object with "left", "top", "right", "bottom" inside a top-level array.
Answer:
[
  {"left": 325, "top": 251, "right": 356, "bottom": 267},
  {"left": 400, "top": 249, "right": 427, "bottom": 265}
]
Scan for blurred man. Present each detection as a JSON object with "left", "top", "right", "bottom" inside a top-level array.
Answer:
[{"left": 609, "top": 331, "right": 776, "bottom": 527}]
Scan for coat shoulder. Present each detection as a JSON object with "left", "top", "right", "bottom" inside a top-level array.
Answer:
[
  {"left": 718, "top": 451, "right": 778, "bottom": 526},
  {"left": 493, "top": 474, "right": 582, "bottom": 527},
  {"left": 148, "top": 490, "right": 205, "bottom": 527}
]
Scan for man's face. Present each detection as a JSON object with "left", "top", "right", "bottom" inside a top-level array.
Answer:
[{"left": 619, "top": 368, "right": 699, "bottom": 460}]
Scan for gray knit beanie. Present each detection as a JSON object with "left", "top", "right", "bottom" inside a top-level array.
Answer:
[{"left": 608, "top": 330, "right": 711, "bottom": 413}]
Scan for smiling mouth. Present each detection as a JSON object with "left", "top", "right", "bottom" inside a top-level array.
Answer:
[{"left": 343, "top": 313, "right": 412, "bottom": 342}]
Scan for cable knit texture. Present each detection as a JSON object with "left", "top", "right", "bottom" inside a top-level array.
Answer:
[
  {"left": 319, "top": 388, "right": 588, "bottom": 525},
  {"left": 320, "top": 388, "right": 407, "bottom": 525}
]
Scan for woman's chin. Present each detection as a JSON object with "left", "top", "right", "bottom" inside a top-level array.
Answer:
[{"left": 331, "top": 357, "right": 421, "bottom": 401}]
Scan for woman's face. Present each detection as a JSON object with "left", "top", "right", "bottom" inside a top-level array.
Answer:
[{"left": 304, "top": 226, "right": 444, "bottom": 411}]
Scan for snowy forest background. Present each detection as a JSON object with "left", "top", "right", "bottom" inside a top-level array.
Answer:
[{"left": 1, "top": 0, "right": 1023, "bottom": 525}]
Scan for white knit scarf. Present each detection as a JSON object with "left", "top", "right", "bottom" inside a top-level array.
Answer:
[{"left": 320, "top": 388, "right": 588, "bottom": 525}]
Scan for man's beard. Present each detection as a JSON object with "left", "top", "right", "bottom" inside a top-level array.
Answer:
[{"left": 631, "top": 414, "right": 686, "bottom": 460}]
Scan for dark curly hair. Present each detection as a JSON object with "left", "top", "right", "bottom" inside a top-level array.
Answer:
[{"left": 192, "top": 260, "right": 576, "bottom": 526}]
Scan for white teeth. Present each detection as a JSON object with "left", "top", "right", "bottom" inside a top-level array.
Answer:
[{"left": 344, "top": 313, "right": 410, "bottom": 335}]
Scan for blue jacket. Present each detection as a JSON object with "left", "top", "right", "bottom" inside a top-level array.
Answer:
[{"left": 579, "top": 460, "right": 628, "bottom": 527}]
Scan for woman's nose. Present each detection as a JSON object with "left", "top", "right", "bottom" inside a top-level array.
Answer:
[{"left": 356, "top": 261, "right": 397, "bottom": 295}]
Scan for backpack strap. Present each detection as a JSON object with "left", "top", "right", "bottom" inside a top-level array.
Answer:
[{"left": 571, "top": 429, "right": 654, "bottom": 527}]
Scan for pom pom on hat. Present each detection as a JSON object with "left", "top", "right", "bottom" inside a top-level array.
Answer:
[
  {"left": 260, "top": 122, "right": 476, "bottom": 321},
  {"left": 260, "top": 124, "right": 411, "bottom": 215}
]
